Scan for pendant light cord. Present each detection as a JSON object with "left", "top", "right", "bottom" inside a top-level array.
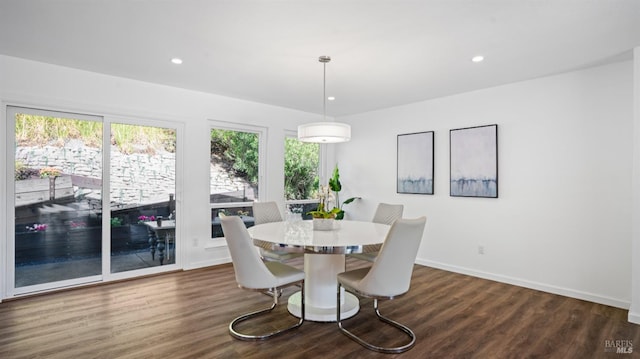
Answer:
[
  {"left": 323, "top": 60, "right": 327, "bottom": 121},
  {"left": 319, "top": 55, "right": 330, "bottom": 121}
]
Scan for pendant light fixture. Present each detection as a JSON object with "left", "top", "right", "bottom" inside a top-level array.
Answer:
[{"left": 297, "top": 56, "right": 351, "bottom": 143}]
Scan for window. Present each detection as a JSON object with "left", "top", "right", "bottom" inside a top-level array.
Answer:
[
  {"left": 284, "top": 135, "right": 320, "bottom": 219},
  {"left": 210, "top": 124, "right": 264, "bottom": 237}
]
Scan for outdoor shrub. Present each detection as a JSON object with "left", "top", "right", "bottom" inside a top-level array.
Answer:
[{"left": 15, "top": 164, "right": 40, "bottom": 181}]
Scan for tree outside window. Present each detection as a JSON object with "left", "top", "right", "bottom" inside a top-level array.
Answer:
[
  {"left": 284, "top": 137, "right": 319, "bottom": 200},
  {"left": 284, "top": 137, "right": 319, "bottom": 218}
]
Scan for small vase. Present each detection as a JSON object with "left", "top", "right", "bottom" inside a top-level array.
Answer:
[{"left": 313, "top": 218, "right": 335, "bottom": 231}]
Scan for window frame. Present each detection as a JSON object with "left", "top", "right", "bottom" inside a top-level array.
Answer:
[
  {"left": 6, "top": 106, "right": 105, "bottom": 295},
  {"left": 208, "top": 120, "right": 266, "bottom": 212},
  {"left": 5, "top": 106, "right": 184, "bottom": 297},
  {"left": 283, "top": 130, "right": 325, "bottom": 211}
]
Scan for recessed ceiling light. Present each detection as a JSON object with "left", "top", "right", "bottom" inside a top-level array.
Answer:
[
  {"left": 171, "top": 58, "right": 183, "bottom": 65},
  {"left": 327, "top": 96, "right": 335, "bottom": 101},
  {"left": 472, "top": 55, "right": 484, "bottom": 63}
]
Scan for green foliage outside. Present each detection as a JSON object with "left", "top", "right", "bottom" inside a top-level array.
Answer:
[
  {"left": 15, "top": 114, "right": 103, "bottom": 147},
  {"left": 110, "top": 217, "right": 123, "bottom": 227},
  {"left": 211, "top": 130, "right": 319, "bottom": 200},
  {"left": 284, "top": 138, "right": 319, "bottom": 200},
  {"left": 15, "top": 114, "right": 318, "bottom": 200},
  {"left": 15, "top": 114, "right": 176, "bottom": 154},
  {"left": 211, "top": 129, "right": 260, "bottom": 185},
  {"left": 110, "top": 123, "right": 176, "bottom": 154},
  {"left": 14, "top": 161, "right": 39, "bottom": 180},
  {"left": 15, "top": 114, "right": 176, "bottom": 182}
]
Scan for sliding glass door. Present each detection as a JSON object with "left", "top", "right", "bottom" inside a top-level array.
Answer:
[
  {"left": 7, "top": 106, "right": 179, "bottom": 295},
  {"left": 110, "top": 123, "right": 177, "bottom": 272},
  {"left": 10, "top": 107, "right": 104, "bottom": 290}
]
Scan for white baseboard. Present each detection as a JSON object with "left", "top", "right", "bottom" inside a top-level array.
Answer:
[
  {"left": 182, "top": 238, "right": 231, "bottom": 270},
  {"left": 628, "top": 311, "right": 640, "bottom": 324},
  {"left": 416, "top": 258, "right": 630, "bottom": 310},
  {"left": 204, "top": 237, "right": 227, "bottom": 249},
  {"left": 183, "top": 256, "right": 230, "bottom": 270}
]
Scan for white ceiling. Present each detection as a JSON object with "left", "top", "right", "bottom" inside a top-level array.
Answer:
[{"left": 1, "top": 0, "right": 639, "bottom": 117}]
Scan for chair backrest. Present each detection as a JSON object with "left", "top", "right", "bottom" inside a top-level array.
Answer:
[
  {"left": 253, "top": 201, "right": 284, "bottom": 225},
  {"left": 372, "top": 203, "right": 404, "bottom": 225},
  {"left": 357, "top": 217, "right": 426, "bottom": 297},
  {"left": 220, "top": 215, "right": 278, "bottom": 289}
]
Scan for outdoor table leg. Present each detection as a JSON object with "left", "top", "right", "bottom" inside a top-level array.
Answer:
[{"left": 148, "top": 229, "right": 157, "bottom": 261}]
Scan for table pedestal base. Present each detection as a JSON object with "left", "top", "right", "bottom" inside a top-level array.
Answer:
[
  {"left": 287, "top": 291, "right": 359, "bottom": 322},
  {"left": 286, "top": 253, "right": 360, "bottom": 322}
]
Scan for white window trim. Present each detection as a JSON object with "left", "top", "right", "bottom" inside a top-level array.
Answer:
[{"left": 209, "top": 120, "right": 266, "bottom": 203}]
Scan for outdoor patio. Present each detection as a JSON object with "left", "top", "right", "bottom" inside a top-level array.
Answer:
[{"left": 15, "top": 249, "right": 174, "bottom": 287}]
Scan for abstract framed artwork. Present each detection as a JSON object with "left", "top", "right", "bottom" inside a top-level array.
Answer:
[
  {"left": 450, "top": 124, "right": 498, "bottom": 198},
  {"left": 397, "top": 131, "right": 434, "bottom": 195}
]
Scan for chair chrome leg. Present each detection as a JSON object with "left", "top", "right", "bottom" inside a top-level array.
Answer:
[
  {"left": 229, "top": 281, "right": 304, "bottom": 341},
  {"left": 372, "top": 299, "right": 416, "bottom": 352},
  {"left": 261, "top": 288, "right": 282, "bottom": 298},
  {"left": 337, "top": 284, "right": 415, "bottom": 353}
]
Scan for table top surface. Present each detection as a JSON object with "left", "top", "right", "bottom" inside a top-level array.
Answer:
[
  {"left": 144, "top": 219, "right": 176, "bottom": 230},
  {"left": 211, "top": 215, "right": 254, "bottom": 224},
  {"left": 247, "top": 220, "right": 390, "bottom": 254}
]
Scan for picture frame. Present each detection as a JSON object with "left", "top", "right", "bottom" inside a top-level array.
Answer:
[
  {"left": 450, "top": 124, "right": 498, "bottom": 198},
  {"left": 397, "top": 131, "right": 434, "bottom": 195}
]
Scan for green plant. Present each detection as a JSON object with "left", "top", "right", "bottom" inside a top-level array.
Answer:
[
  {"left": 15, "top": 161, "right": 39, "bottom": 180},
  {"left": 327, "top": 165, "right": 360, "bottom": 220},
  {"left": 307, "top": 185, "right": 341, "bottom": 218},
  {"left": 307, "top": 165, "right": 360, "bottom": 220},
  {"left": 110, "top": 217, "right": 123, "bottom": 227},
  {"left": 39, "top": 167, "right": 61, "bottom": 178}
]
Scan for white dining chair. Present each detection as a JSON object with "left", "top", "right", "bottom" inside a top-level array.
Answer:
[
  {"left": 253, "top": 201, "right": 303, "bottom": 262},
  {"left": 220, "top": 215, "right": 305, "bottom": 340},
  {"left": 337, "top": 216, "right": 426, "bottom": 353},
  {"left": 348, "top": 203, "right": 404, "bottom": 263}
]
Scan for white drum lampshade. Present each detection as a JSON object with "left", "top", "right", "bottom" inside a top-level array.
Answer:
[
  {"left": 297, "top": 56, "right": 352, "bottom": 144},
  {"left": 297, "top": 122, "right": 351, "bottom": 143}
]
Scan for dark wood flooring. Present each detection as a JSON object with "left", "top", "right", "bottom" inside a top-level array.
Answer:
[{"left": 1, "top": 258, "right": 639, "bottom": 358}]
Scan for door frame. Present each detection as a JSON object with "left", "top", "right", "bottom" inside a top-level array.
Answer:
[{"left": 3, "top": 105, "right": 184, "bottom": 299}]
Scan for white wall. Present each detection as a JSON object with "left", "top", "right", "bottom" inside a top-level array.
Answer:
[
  {"left": 629, "top": 47, "right": 640, "bottom": 323},
  {"left": 337, "top": 60, "right": 634, "bottom": 308},
  {"left": 0, "top": 55, "right": 324, "bottom": 283}
]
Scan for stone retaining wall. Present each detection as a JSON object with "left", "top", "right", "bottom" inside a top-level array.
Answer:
[{"left": 15, "top": 144, "right": 253, "bottom": 205}]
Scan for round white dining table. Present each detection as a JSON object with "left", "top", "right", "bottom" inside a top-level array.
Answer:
[{"left": 247, "top": 220, "right": 390, "bottom": 322}]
